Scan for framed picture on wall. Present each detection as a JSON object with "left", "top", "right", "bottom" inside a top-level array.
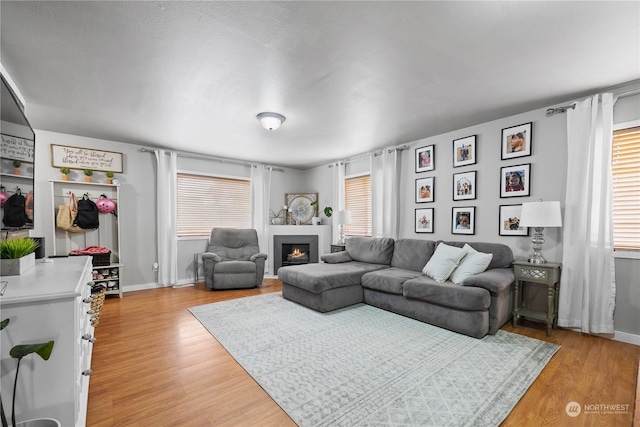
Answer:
[
  {"left": 501, "top": 122, "right": 532, "bottom": 159},
  {"left": 453, "top": 135, "right": 476, "bottom": 167},
  {"left": 500, "top": 164, "right": 531, "bottom": 198},
  {"left": 415, "top": 177, "right": 434, "bottom": 203},
  {"left": 415, "top": 145, "right": 435, "bottom": 173},
  {"left": 453, "top": 170, "right": 476, "bottom": 201},
  {"left": 499, "top": 204, "right": 529, "bottom": 236},
  {"left": 415, "top": 208, "right": 434, "bottom": 233},
  {"left": 452, "top": 206, "right": 475, "bottom": 235}
]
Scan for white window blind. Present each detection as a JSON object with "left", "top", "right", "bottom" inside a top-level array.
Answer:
[
  {"left": 177, "top": 173, "right": 251, "bottom": 237},
  {"left": 612, "top": 126, "right": 640, "bottom": 251},
  {"left": 344, "top": 174, "right": 371, "bottom": 236}
]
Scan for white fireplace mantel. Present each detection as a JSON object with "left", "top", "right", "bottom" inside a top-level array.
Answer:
[{"left": 267, "top": 225, "right": 332, "bottom": 275}]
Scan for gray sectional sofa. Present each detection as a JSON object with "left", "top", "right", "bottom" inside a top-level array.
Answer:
[{"left": 277, "top": 237, "right": 515, "bottom": 338}]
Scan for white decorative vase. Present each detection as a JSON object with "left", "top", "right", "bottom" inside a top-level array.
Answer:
[
  {"left": 0, "top": 252, "right": 36, "bottom": 276},
  {"left": 15, "top": 418, "right": 62, "bottom": 427}
]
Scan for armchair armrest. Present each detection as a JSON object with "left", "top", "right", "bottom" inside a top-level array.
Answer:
[
  {"left": 321, "top": 251, "right": 353, "bottom": 264},
  {"left": 461, "top": 268, "right": 514, "bottom": 294},
  {"left": 250, "top": 252, "right": 268, "bottom": 262},
  {"left": 202, "top": 252, "right": 222, "bottom": 263}
]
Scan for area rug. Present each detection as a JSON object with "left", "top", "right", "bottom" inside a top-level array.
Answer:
[{"left": 189, "top": 293, "right": 559, "bottom": 427}]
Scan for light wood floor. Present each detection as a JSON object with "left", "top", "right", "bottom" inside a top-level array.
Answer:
[{"left": 87, "top": 279, "right": 639, "bottom": 426}]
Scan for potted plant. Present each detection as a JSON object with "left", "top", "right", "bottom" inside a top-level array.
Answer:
[
  {"left": 59, "top": 167, "right": 70, "bottom": 181},
  {"left": 12, "top": 160, "right": 21, "bottom": 175},
  {"left": 0, "top": 238, "right": 39, "bottom": 276},
  {"left": 83, "top": 169, "right": 93, "bottom": 182},
  {"left": 105, "top": 171, "right": 115, "bottom": 184},
  {"left": 310, "top": 201, "right": 332, "bottom": 225},
  {"left": 1, "top": 319, "right": 58, "bottom": 427}
]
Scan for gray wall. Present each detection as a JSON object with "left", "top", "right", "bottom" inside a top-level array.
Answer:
[
  {"left": 305, "top": 87, "right": 640, "bottom": 338},
  {"left": 29, "top": 86, "right": 639, "bottom": 338},
  {"left": 32, "top": 130, "right": 307, "bottom": 289}
]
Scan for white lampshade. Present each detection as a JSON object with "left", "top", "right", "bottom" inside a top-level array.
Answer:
[
  {"left": 257, "top": 112, "right": 286, "bottom": 130},
  {"left": 519, "top": 201, "right": 562, "bottom": 228},
  {"left": 334, "top": 210, "right": 352, "bottom": 225}
]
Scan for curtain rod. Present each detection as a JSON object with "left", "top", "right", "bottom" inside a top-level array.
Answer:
[
  {"left": 328, "top": 145, "right": 409, "bottom": 167},
  {"left": 545, "top": 88, "right": 640, "bottom": 117},
  {"left": 139, "top": 147, "right": 285, "bottom": 172}
]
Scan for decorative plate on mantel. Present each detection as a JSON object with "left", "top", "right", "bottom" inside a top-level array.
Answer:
[{"left": 285, "top": 193, "right": 318, "bottom": 225}]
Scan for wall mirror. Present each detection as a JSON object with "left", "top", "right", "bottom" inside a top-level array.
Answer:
[{"left": 1, "top": 74, "right": 36, "bottom": 231}]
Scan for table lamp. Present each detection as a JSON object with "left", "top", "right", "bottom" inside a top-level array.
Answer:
[
  {"left": 334, "top": 210, "right": 352, "bottom": 246},
  {"left": 519, "top": 200, "right": 562, "bottom": 264}
]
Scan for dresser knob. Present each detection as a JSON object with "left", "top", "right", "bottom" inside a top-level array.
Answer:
[
  {"left": 86, "top": 309, "right": 96, "bottom": 315},
  {"left": 86, "top": 281, "right": 95, "bottom": 287},
  {"left": 82, "top": 369, "right": 92, "bottom": 376},
  {"left": 82, "top": 296, "right": 94, "bottom": 303},
  {"left": 82, "top": 334, "right": 97, "bottom": 343}
]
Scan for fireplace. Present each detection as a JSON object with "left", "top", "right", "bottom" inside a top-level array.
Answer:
[
  {"left": 274, "top": 235, "right": 318, "bottom": 273},
  {"left": 283, "top": 243, "right": 310, "bottom": 266}
]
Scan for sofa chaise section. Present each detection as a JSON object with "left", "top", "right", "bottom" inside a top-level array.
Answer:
[{"left": 278, "top": 237, "right": 395, "bottom": 312}]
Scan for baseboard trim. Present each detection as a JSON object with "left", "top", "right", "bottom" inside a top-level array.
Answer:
[
  {"left": 122, "top": 282, "right": 158, "bottom": 293},
  {"left": 613, "top": 330, "right": 640, "bottom": 346},
  {"left": 122, "top": 278, "right": 198, "bottom": 293}
]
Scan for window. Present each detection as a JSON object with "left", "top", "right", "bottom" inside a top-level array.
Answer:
[
  {"left": 176, "top": 172, "right": 251, "bottom": 237},
  {"left": 344, "top": 173, "right": 371, "bottom": 236},
  {"left": 612, "top": 125, "right": 640, "bottom": 252}
]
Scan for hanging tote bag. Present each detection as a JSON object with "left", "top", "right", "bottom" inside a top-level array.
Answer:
[{"left": 57, "top": 193, "right": 83, "bottom": 233}]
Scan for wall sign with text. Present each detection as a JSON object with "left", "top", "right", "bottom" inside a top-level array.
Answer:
[
  {"left": 1, "top": 134, "right": 35, "bottom": 162},
  {"left": 50, "top": 144, "right": 123, "bottom": 173}
]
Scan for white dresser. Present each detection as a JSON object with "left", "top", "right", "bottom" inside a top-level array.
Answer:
[{"left": 0, "top": 256, "right": 96, "bottom": 427}]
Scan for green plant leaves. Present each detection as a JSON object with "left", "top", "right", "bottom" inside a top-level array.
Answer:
[
  {"left": 0, "top": 238, "right": 39, "bottom": 259},
  {"left": 9, "top": 341, "right": 55, "bottom": 361}
]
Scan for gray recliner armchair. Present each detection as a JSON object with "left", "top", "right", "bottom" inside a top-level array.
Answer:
[{"left": 202, "top": 228, "right": 268, "bottom": 290}]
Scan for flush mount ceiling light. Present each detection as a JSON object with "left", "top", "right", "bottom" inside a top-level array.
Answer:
[{"left": 257, "top": 112, "right": 286, "bottom": 130}]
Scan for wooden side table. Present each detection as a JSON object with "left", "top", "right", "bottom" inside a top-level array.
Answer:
[
  {"left": 512, "top": 261, "right": 562, "bottom": 336},
  {"left": 330, "top": 244, "right": 346, "bottom": 253}
]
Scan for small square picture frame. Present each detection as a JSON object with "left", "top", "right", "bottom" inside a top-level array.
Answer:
[
  {"left": 416, "top": 145, "right": 435, "bottom": 173},
  {"left": 452, "top": 206, "right": 475, "bottom": 235},
  {"left": 500, "top": 164, "right": 531, "bottom": 198},
  {"left": 499, "top": 204, "right": 529, "bottom": 236},
  {"left": 415, "top": 208, "right": 434, "bottom": 233},
  {"left": 453, "top": 135, "right": 476, "bottom": 167},
  {"left": 453, "top": 170, "right": 476, "bottom": 201},
  {"left": 501, "top": 122, "right": 532, "bottom": 159},
  {"left": 415, "top": 177, "right": 435, "bottom": 203}
]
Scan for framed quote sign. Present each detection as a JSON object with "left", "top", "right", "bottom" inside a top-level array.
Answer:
[{"left": 50, "top": 144, "right": 123, "bottom": 173}]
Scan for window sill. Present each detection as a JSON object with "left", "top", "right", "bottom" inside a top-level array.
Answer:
[
  {"left": 614, "top": 250, "right": 640, "bottom": 260},
  {"left": 178, "top": 236, "right": 209, "bottom": 241}
]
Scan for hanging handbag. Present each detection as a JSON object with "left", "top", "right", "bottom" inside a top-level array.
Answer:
[{"left": 57, "top": 193, "right": 83, "bottom": 233}]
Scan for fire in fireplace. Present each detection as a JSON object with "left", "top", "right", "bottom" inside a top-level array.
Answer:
[
  {"left": 273, "top": 235, "right": 319, "bottom": 273},
  {"left": 283, "top": 243, "right": 310, "bottom": 266}
]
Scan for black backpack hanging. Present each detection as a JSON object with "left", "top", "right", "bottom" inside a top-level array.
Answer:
[
  {"left": 2, "top": 189, "right": 29, "bottom": 228},
  {"left": 74, "top": 194, "right": 99, "bottom": 230}
]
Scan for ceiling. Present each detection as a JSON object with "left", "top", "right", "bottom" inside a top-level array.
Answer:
[{"left": 1, "top": 1, "right": 639, "bottom": 170}]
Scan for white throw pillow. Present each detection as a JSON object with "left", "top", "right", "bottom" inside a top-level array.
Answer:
[
  {"left": 449, "top": 244, "right": 493, "bottom": 285},
  {"left": 422, "top": 243, "right": 467, "bottom": 282}
]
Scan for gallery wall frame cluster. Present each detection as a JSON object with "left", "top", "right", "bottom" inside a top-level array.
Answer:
[{"left": 414, "top": 122, "right": 533, "bottom": 236}]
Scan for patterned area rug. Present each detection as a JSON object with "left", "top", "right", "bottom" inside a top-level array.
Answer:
[{"left": 189, "top": 293, "right": 559, "bottom": 427}]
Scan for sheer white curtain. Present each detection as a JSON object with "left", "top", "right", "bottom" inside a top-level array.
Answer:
[
  {"left": 331, "top": 162, "right": 345, "bottom": 244},
  {"left": 371, "top": 147, "right": 400, "bottom": 238},
  {"left": 557, "top": 93, "right": 616, "bottom": 334},
  {"left": 154, "top": 149, "right": 178, "bottom": 287},
  {"left": 251, "top": 164, "right": 271, "bottom": 261}
]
